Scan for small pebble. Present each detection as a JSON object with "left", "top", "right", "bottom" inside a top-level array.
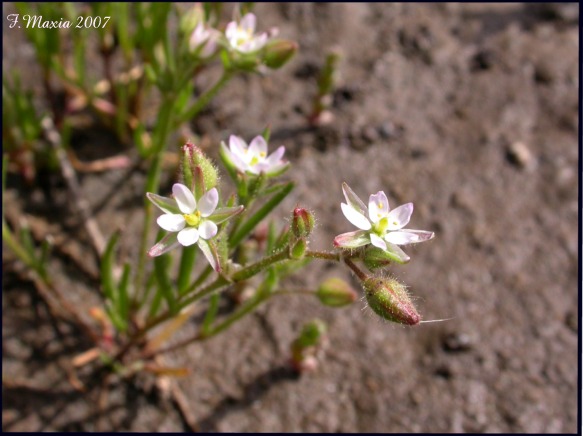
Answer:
[
  {"left": 442, "top": 332, "right": 474, "bottom": 352},
  {"left": 506, "top": 141, "right": 537, "bottom": 170}
]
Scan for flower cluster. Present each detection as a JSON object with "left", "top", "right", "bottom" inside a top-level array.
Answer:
[{"left": 334, "top": 183, "right": 434, "bottom": 263}]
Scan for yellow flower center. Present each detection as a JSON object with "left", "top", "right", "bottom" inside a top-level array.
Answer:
[
  {"left": 373, "top": 217, "right": 389, "bottom": 235},
  {"left": 183, "top": 211, "right": 201, "bottom": 227}
]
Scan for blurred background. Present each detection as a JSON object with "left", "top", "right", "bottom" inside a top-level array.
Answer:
[{"left": 3, "top": 3, "right": 579, "bottom": 431}]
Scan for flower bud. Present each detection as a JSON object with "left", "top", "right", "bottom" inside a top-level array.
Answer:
[
  {"left": 182, "top": 142, "right": 218, "bottom": 195},
  {"left": 290, "top": 319, "right": 327, "bottom": 373},
  {"left": 290, "top": 238, "right": 307, "bottom": 259},
  {"left": 316, "top": 277, "right": 357, "bottom": 307},
  {"left": 363, "top": 277, "right": 420, "bottom": 326},
  {"left": 291, "top": 207, "right": 315, "bottom": 239},
  {"left": 294, "top": 319, "right": 327, "bottom": 349},
  {"left": 262, "top": 39, "right": 298, "bottom": 69},
  {"left": 179, "top": 4, "right": 204, "bottom": 36}
]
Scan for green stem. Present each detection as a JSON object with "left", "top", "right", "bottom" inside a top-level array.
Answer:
[
  {"left": 2, "top": 222, "right": 34, "bottom": 268},
  {"left": 305, "top": 250, "right": 341, "bottom": 261},
  {"left": 344, "top": 258, "right": 369, "bottom": 281},
  {"left": 179, "top": 70, "right": 233, "bottom": 124},
  {"left": 134, "top": 96, "right": 175, "bottom": 296}
]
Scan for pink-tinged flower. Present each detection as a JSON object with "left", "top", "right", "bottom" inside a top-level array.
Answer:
[
  {"left": 333, "top": 182, "right": 434, "bottom": 263},
  {"left": 146, "top": 183, "right": 243, "bottom": 271},
  {"left": 225, "top": 13, "right": 268, "bottom": 53},
  {"left": 189, "top": 23, "right": 220, "bottom": 58},
  {"left": 221, "top": 135, "right": 288, "bottom": 176}
]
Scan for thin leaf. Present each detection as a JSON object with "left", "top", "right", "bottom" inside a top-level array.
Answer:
[
  {"left": 153, "top": 249, "right": 178, "bottom": 314},
  {"left": 116, "top": 263, "right": 131, "bottom": 329},
  {"left": 101, "top": 231, "right": 121, "bottom": 303},
  {"left": 177, "top": 245, "right": 197, "bottom": 296},
  {"left": 146, "top": 192, "right": 180, "bottom": 214},
  {"left": 198, "top": 238, "right": 221, "bottom": 272},
  {"left": 208, "top": 206, "right": 244, "bottom": 224},
  {"left": 201, "top": 293, "right": 220, "bottom": 335}
]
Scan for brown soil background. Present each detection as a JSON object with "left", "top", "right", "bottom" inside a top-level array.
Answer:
[{"left": 2, "top": 3, "right": 580, "bottom": 432}]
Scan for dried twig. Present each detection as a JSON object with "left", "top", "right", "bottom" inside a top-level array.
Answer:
[{"left": 41, "top": 116, "right": 106, "bottom": 256}]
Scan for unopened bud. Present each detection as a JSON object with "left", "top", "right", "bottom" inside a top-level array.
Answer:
[
  {"left": 290, "top": 319, "right": 327, "bottom": 373},
  {"left": 297, "top": 319, "right": 327, "bottom": 347},
  {"left": 290, "top": 238, "right": 307, "bottom": 259},
  {"left": 179, "top": 4, "right": 204, "bottom": 36},
  {"left": 363, "top": 277, "right": 420, "bottom": 326},
  {"left": 291, "top": 207, "right": 315, "bottom": 238},
  {"left": 182, "top": 143, "right": 218, "bottom": 195},
  {"left": 262, "top": 39, "right": 298, "bottom": 69},
  {"left": 316, "top": 277, "right": 357, "bottom": 307}
]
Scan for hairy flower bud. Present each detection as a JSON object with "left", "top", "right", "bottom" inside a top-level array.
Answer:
[
  {"left": 316, "top": 277, "right": 357, "bottom": 307},
  {"left": 290, "top": 238, "right": 307, "bottom": 259},
  {"left": 363, "top": 277, "right": 420, "bottom": 325},
  {"left": 291, "top": 207, "right": 315, "bottom": 239},
  {"left": 262, "top": 39, "right": 298, "bottom": 69},
  {"left": 182, "top": 143, "right": 218, "bottom": 196}
]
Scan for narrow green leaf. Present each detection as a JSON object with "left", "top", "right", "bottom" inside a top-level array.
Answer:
[
  {"left": 153, "top": 248, "right": 178, "bottom": 314},
  {"left": 146, "top": 192, "right": 180, "bottom": 214},
  {"left": 101, "top": 231, "right": 121, "bottom": 303},
  {"left": 200, "top": 293, "right": 220, "bottom": 335},
  {"left": 117, "top": 262, "right": 131, "bottom": 329},
  {"left": 177, "top": 245, "right": 197, "bottom": 296},
  {"left": 105, "top": 301, "right": 126, "bottom": 332}
]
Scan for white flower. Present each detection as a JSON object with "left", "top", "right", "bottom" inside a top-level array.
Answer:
[
  {"left": 222, "top": 135, "right": 287, "bottom": 176},
  {"left": 146, "top": 183, "right": 243, "bottom": 271},
  {"left": 334, "top": 183, "right": 434, "bottom": 263},
  {"left": 189, "top": 23, "right": 219, "bottom": 58},
  {"left": 225, "top": 13, "right": 268, "bottom": 53}
]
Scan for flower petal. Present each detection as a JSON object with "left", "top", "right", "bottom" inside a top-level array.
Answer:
[
  {"left": 198, "top": 220, "right": 218, "bottom": 239},
  {"left": 198, "top": 188, "right": 219, "bottom": 217},
  {"left": 146, "top": 192, "right": 180, "bottom": 214},
  {"left": 157, "top": 214, "right": 186, "bottom": 232},
  {"left": 249, "top": 135, "right": 268, "bottom": 156},
  {"left": 342, "top": 182, "right": 367, "bottom": 215},
  {"left": 198, "top": 238, "right": 221, "bottom": 272},
  {"left": 225, "top": 21, "right": 237, "bottom": 40},
  {"left": 229, "top": 135, "right": 248, "bottom": 158},
  {"left": 368, "top": 191, "right": 390, "bottom": 223},
  {"left": 387, "top": 202, "right": 413, "bottom": 230},
  {"left": 148, "top": 233, "right": 180, "bottom": 257},
  {"left": 240, "top": 13, "right": 256, "bottom": 33},
  {"left": 266, "top": 145, "right": 285, "bottom": 166},
  {"left": 177, "top": 227, "right": 199, "bottom": 246},
  {"left": 386, "top": 229, "right": 434, "bottom": 245},
  {"left": 370, "top": 233, "right": 387, "bottom": 250},
  {"left": 333, "top": 230, "right": 370, "bottom": 248},
  {"left": 341, "top": 203, "right": 372, "bottom": 230},
  {"left": 173, "top": 183, "right": 196, "bottom": 214},
  {"left": 209, "top": 205, "right": 244, "bottom": 224}
]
